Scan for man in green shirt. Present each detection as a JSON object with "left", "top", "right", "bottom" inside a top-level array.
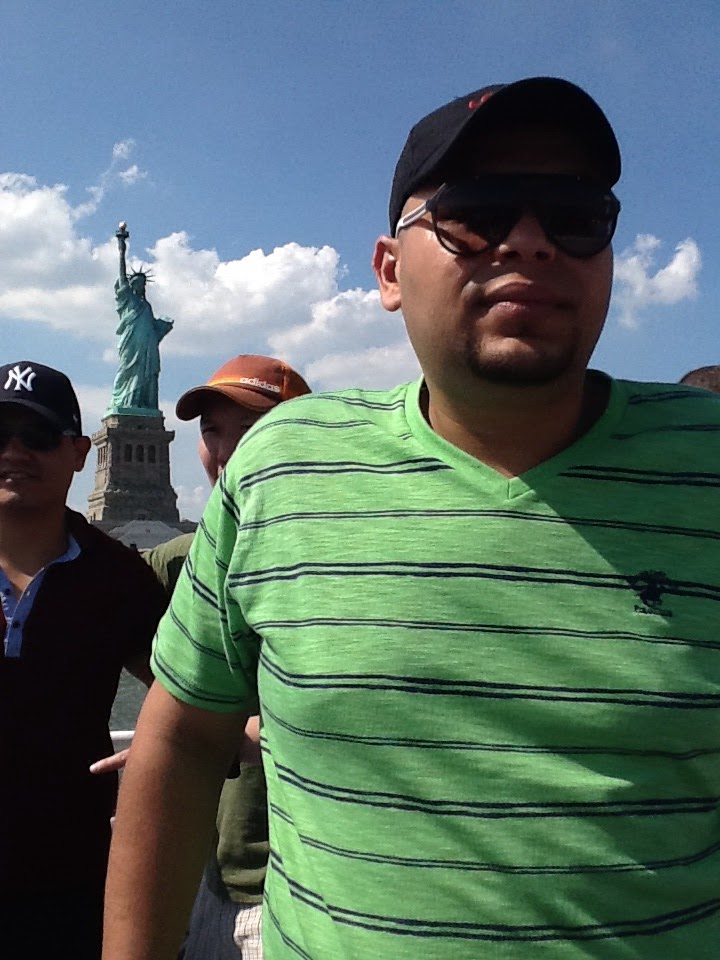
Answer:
[
  {"left": 147, "top": 354, "right": 310, "bottom": 959},
  {"left": 104, "top": 78, "right": 720, "bottom": 960}
]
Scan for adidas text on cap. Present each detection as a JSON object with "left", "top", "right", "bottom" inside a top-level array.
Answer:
[{"left": 176, "top": 355, "right": 311, "bottom": 421}]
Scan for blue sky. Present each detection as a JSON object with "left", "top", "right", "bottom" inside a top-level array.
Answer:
[{"left": 0, "top": 0, "right": 718, "bottom": 518}]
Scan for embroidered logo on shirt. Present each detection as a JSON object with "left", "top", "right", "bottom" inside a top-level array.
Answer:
[
  {"left": 628, "top": 570, "right": 673, "bottom": 617},
  {"left": 4, "top": 365, "right": 36, "bottom": 393}
]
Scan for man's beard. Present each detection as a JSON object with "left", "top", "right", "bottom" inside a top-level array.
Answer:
[{"left": 463, "top": 327, "right": 578, "bottom": 387}]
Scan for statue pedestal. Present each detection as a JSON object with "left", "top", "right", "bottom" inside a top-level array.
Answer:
[{"left": 87, "top": 414, "right": 180, "bottom": 524}]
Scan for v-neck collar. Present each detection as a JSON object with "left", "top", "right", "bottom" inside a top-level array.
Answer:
[{"left": 403, "top": 372, "right": 627, "bottom": 502}]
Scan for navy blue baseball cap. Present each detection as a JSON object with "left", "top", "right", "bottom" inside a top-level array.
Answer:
[
  {"left": 0, "top": 361, "right": 83, "bottom": 436},
  {"left": 389, "top": 77, "right": 621, "bottom": 232}
]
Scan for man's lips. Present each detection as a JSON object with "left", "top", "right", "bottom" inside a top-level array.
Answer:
[
  {"left": 0, "top": 470, "right": 38, "bottom": 481},
  {"left": 480, "top": 281, "right": 570, "bottom": 308}
]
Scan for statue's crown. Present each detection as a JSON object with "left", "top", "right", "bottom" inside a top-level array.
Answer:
[{"left": 128, "top": 263, "right": 153, "bottom": 283}]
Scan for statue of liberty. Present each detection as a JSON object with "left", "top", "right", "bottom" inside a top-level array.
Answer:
[{"left": 106, "top": 222, "right": 173, "bottom": 416}]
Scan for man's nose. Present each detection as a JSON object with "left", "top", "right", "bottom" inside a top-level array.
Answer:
[
  {"left": 0, "top": 435, "right": 32, "bottom": 457},
  {"left": 494, "top": 212, "right": 556, "bottom": 262}
]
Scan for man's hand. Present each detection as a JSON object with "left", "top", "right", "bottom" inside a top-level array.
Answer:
[
  {"left": 90, "top": 748, "right": 130, "bottom": 775},
  {"left": 91, "top": 716, "right": 260, "bottom": 775},
  {"left": 239, "top": 715, "right": 262, "bottom": 765}
]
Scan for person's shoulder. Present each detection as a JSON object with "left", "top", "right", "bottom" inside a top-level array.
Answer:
[
  {"left": 260, "top": 383, "right": 410, "bottom": 420},
  {"left": 610, "top": 379, "right": 720, "bottom": 472},
  {"left": 221, "top": 382, "right": 416, "bottom": 485},
  {"left": 227, "top": 383, "right": 409, "bottom": 452},
  {"left": 246, "top": 383, "right": 412, "bottom": 439},
  {"left": 144, "top": 532, "right": 195, "bottom": 566},
  {"left": 618, "top": 378, "right": 720, "bottom": 423},
  {"left": 143, "top": 532, "right": 195, "bottom": 596}
]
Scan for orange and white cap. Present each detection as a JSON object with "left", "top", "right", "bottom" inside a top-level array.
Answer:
[{"left": 176, "top": 354, "right": 311, "bottom": 421}]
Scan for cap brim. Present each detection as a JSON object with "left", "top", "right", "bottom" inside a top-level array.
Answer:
[
  {"left": 0, "top": 398, "right": 72, "bottom": 433},
  {"left": 175, "top": 384, "right": 279, "bottom": 421}
]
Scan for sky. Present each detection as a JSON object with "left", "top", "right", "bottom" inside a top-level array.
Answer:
[{"left": 0, "top": 0, "right": 718, "bottom": 519}]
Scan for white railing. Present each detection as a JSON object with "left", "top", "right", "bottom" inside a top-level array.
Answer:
[{"left": 111, "top": 730, "right": 135, "bottom": 753}]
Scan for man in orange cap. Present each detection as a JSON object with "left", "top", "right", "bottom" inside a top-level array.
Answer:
[{"left": 150, "top": 354, "right": 311, "bottom": 959}]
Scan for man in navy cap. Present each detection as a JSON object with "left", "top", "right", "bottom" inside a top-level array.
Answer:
[
  {"left": 105, "top": 79, "right": 720, "bottom": 960},
  {"left": 0, "top": 361, "right": 166, "bottom": 959}
]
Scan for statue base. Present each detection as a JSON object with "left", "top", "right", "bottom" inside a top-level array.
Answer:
[
  {"left": 87, "top": 413, "right": 180, "bottom": 524},
  {"left": 104, "top": 404, "right": 164, "bottom": 419}
]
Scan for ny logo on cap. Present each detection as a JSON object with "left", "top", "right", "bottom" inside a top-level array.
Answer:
[{"left": 4, "top": 364, "right": 36, "bottom": 393}]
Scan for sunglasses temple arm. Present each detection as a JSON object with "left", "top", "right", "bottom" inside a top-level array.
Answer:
[{"left": 394, "top": 203, "right": 426, "bottom": 237}]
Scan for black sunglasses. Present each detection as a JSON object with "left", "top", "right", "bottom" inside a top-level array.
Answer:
[
  {"left": 0, "top": 422, "right": 65, "bottom": 453},
  {"left": 395, "top": 174, "right": 621, "bottom": 259}
]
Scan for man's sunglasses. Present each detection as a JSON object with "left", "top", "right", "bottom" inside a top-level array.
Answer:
[
  {"left": 394, "top": 174, "right": 621, "bottom": 259},
  {"left": 0, "top": 422, "right": 66, "bottom": 453}
]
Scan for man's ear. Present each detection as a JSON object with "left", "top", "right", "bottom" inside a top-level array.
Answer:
[
  {"left": 372, "top": 236, "right": 402, "bottom": 313},
  {"left": 73, "top": 435, "right": 92, "bottom": 472}
]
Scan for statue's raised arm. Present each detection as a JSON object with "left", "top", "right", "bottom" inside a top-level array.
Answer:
[
  {"left": 106, "top": 220, "right": 174, "bottom": 417},
  {"left": 116, "top": 221, "right": 130, "bottom": 285}
]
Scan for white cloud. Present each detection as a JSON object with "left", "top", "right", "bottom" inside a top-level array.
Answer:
[
  {"left": 175, "top": 485, "right": 209, "bottom": 520},
  {"left": 0, "top": 169, "right": 407, "bottom": 391},
  {"left": 143, "top": 234, "right": 345, "bottom": 357},
  {"left": 613, "top": 234, "right": 701, "bottom": 328},
  {"left": 73, "top": 139, "right": 148, "bottom": 220},
  {"left": 112, "top": 140, "right": 135, "bottom": 161},
  {"left": 118, "top": 164, "right": 148, "bottom": 186},
  {"left": 306, "top": 340, "right": 420, "bottom": 390},
  {"left": 75, "top": 384, "right": 111, "bottom": 425}
]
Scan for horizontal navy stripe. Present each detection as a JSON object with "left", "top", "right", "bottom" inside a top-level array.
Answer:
[
  {"left": 254, "top": 616, "right": 720, "bottom": 652},
  {"left": 196, "top": 520, "right": 229, "bottom": 573},
  {"left": 183, "top": 556, "right": 229, "bottom": 623},
  {"left": 272, "top": 761, "right": 720, "bottom": 818},
  {"left": 317, "top": 394, "right": 406, "bottom": 410},
  {"left": 152, "top": 649, "right": 244, "bottom": 707},
  {"left": 627, "top": 389, "right": 706, "bottom": 405},
  {"left": 262, "top": 705, "right": 720, "bottom": 760},
  {"left": 197, "top": 517, "right": 217, "bottom": 551},
  {"left": 562, "top": 465, "right": 720, "bottom": 487},
  {"left": 612, "top": 425, "right": 720, "bottom": 439},
  {"left": 269, "top": 801, "right": 720, "bottom": 876},
  {"left": 260, "top": 652, "right": 720, "bottom": 709},
  {"left": 269, "top": 852, "right": 720, "bottom": 941},
  {"left": 231, "top": 560, "right": 720, "bottom": 605},
  {"left": 251, "top": 416, "right": 377, "bottom": 435},
  {"left": 217, "top": 484, "right": 241, "bottom": 527},
  {"left": 239, "top": 507, "right": 720, "bottom": 542},
  {"left": 263, "top": 900, "right": 315, "bottom": 960},
  {"left": 235, "top": 458, "right": 449, "bottom": 490},
  {"left": 165, "top": 606, "right": 235, "bottom": 665},
  {"left": 567, "top": 465, "right": 720, "bottom": 479}
]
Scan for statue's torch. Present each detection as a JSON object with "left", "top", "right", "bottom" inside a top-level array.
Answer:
[{"left": 116, "top": 221, "right": 129, "bottom": 250}]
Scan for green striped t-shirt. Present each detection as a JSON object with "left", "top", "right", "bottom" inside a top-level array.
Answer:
[{"left": 152, "top": 374, "right": 720, "bottom": 959}]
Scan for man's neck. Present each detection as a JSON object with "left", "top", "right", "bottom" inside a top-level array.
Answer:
[
  {"left": 0, "top": 506, "right": 69, "bottom": 581},
  {"left": 424, "top": 372, "right": 610, "bottom": 477}
]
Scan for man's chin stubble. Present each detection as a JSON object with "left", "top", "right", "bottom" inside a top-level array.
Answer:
[{"left": 464, "top": 343, "right": 577, "bottom": 388}]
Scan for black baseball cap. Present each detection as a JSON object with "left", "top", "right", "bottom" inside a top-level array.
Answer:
[
  {"left": 0, "top": 361, "right": 83, "bottom": 436},
  {"left": 389, "top": 77, "right": 621, "bottom": 232}
]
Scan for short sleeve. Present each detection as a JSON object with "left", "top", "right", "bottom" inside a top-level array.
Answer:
[{"left": 151, "top": 472, "right": 259, "bottom": 714}]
